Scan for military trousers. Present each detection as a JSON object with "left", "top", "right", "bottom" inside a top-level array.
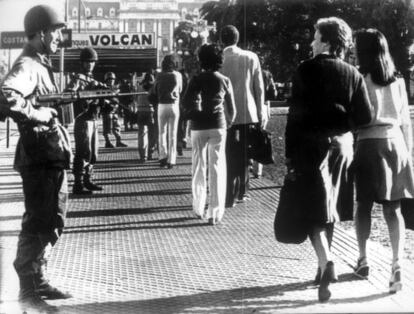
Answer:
[
  {"left": 73, "top": 115, "right": 98, "bottom": 177},
  {"left": 14, "top": 167, "right": 67, "bottom": 279}
]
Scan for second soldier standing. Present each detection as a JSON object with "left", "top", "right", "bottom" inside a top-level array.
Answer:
[
  {"left": 67, "top": 47, "right": 104, "bottom": 195},
  {"left": 102, "top": 71, "right": 128, "bottom": 148}
]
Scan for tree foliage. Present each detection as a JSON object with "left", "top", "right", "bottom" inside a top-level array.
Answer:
[{"left": 200, "top": 0, "right": 414, "bottom": 84}]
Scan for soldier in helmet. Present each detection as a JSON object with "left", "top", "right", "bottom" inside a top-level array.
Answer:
[
  {"left": 66, "top": 47, "right": 105, "bottom": 195},
  {"left": 0, "top": 5, "right": 72, "bottom": 313},
  {"left": 102, "top": 71, "right": 128, "bottom": 148}
]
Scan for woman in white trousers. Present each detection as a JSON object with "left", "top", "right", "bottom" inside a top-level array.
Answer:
[
  {"left": 149, "top": 55, "right": 183, "bottom": 168},
  {"left": 183, "top": 44, "right": 236, "bottom": 225},
  {"left": 158, "top": 101, "right": 180, "bottom": 167}
]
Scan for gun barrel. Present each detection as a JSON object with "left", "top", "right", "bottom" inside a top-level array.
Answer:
[
  {"left": 36, "top": 90, "right": 147, "bottom": 105},
  {"left": 37, "top": 92, "right": 77, "bottom": 103},
  {"left": 77, "top": 90, "right": 147, "bottom": 99}
]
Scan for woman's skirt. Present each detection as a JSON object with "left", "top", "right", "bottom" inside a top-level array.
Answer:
[
  {"left": 295, "top": 132, "right": 355, "bottom": 225},
  {"left": 354, "top": 137, "right": 414, "bottom": 203}
]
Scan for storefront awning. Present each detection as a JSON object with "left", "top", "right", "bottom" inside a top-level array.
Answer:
[{"left": 51, "top": 48, "right": 157, "bottom": 81}]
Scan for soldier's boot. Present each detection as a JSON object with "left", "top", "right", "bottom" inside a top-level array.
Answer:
[
  {"left": 114, "top": 133, "right": 127, "bottom": 147},
  {"left": 105, "top": 141, "right": 115, "bottom": 148},
  {"left": 36, "top": 282, "right": 73, "bottom": 300},
  {"left": 18, "top": 275, "right": 58, "bottom": 313},
  {"left": 104, "top": 135, "right": 115, "bottom": 148},
  {"left": 72, "top": 175, "right": 92, "bottom": 195},
  {"left": 83, "top": 174, "right": 103, "bottom": 191},
  {"left": 138, "top": 148, "right": 146, "bottom": 163},
  {"left": 116, "top": 139, "right": 128, "bottom": 147},
  {"left": 34, "top": 271, "right": 72, "bottom": 300}
]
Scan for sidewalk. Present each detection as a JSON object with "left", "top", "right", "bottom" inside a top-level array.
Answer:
[{"left": 0, "top": 120, "right": 414, "bottom": 314}]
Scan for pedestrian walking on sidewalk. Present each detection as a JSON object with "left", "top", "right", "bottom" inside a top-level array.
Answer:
[
  {"left": 149, "top": 55, "right": 183, "bottom": 168},
  {"left": 183, "top": 44, "right": 236, "bottom": 225},
  {"left": 67, "top": 47, "right": 104, "bottom": 195},
  {"left": 0, "top": 5, "right": 73, "bottom": 313},
  {"left": 252, "top": 62, "right": 277, "bottom": 179},
  {"left": 285, "top": 17, "right": 372, "bottom": 302},
  {"left": 220, "top": 25, "right": 267, "bottom": 208},
  {"left": 136, "top": 72, "right": 157, "bottom": 162},
  {"left": 353, "top": 29, "right": 414, "bottom": 293},
  {"left": 101, "top": 71, "right": 128, "bottom": 148},
  {"left": 177, "top": 68, "right": 190, "bottom": 156}
]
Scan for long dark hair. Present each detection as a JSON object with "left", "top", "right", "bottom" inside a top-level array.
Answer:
[
  {"left": 198, "top": 44, "right": 223, "bottom": 71},
  {"left": 355, "top": 29, "right": 396, "bottom": 86},
  {"left": 161, "top": 55, "right": 176, "bottom": 72}
]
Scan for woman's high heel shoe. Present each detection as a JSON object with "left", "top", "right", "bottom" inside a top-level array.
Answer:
[
  {"left": 389, "top": 265, "right": 402, "bottom": 294},
  {"left": 318, "top": 261, "right": 335, "bottom": 302},
  {"left": 315, "top": 264, "right": 337, "bottom": 285},
  {"left": 314, "top": 267, "right": 322, "bottom": 285}
]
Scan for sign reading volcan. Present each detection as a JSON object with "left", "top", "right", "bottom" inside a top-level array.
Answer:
[{"left": 71, "top": 33, "right": 154, "bottom": 48}]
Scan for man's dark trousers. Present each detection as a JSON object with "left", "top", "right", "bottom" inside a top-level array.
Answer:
[{"left": 225, "top": 124, "right": 252, "bottom": 208}]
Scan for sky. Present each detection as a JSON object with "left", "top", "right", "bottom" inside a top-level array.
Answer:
[{"left": 0, "top": 0, "right": 65, "bottom": 32}]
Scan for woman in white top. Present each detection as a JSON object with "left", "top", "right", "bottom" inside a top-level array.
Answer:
[{"left": 353, "top": 29, "right": 414, "bottom": 293}]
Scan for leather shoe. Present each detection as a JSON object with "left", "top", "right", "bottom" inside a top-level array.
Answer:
[
  {"left": 315, "top": 264, "right": 337, "bottom": 285},
  {"left": 208, "top": 218, "right": 216, "bottom": 225},
  {"left": 318, "top": 261, "right": 335, "bottom": 302},
  {"left": 73, "top": 184, "right": 92, "bottom": 195},
  {"left": 116, "top": 141, "right": 128, "bottom": 147},
  {"left": 84, "top": 181, "right": 103, "bottom": 191},
  {"left": 36, "top": 284, "right": 73, "bottom": 300},
  {"left": 159, "top": 158, "right": 168, "bottom": 167},
  {"left": 19, "top": 292, "right": 59, "bottom": 312}
]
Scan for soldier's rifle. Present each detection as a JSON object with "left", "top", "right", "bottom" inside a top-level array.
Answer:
[{"left": 37, "top": 89, "right": 147, "bottom": 106}]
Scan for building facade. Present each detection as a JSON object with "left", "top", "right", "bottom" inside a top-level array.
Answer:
[{"left": 66, "top": 0, "right": 208, "bottom": 71}]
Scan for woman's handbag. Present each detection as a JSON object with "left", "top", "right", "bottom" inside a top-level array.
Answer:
[
  {"left": 248, "top": 125, "right": 274, "bottom": 165},
  {"left": 274, "top": 175, "right": 309, "bottom": 244},
  {"left": 401, "top": 198, "right": 414, "bottom": 230}
]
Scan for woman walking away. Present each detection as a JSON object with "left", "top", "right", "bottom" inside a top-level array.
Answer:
[
  {"left": 285, "top": 17, "right": 372, "bottom": 302},
  {"left": 183, "top": 44, "right": 236, "bottom": 225},
  {"left": 353, "top": 29, "right": 414, "bottom": 293},
  {"left": 150, "top": 55, "right": 183, "bottom": 168}
]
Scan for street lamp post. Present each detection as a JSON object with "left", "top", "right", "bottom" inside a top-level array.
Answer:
[{"left": 78, "top": 0, "right": 81, "bottom": 33}]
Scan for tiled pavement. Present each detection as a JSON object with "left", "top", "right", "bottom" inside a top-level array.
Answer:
[{"left": 0, "top": 120, "right": 414, "bottom": 314}]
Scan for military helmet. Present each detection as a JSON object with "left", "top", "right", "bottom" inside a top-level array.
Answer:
[
  {"left": 80, "top": 47, "right": 98, "bottom": 62},
  {"left": 24, "top": 5, "right": 66, "bottom": 36},
  {"left": 104, "top": 72, "right": 116, "bottom": 81}
]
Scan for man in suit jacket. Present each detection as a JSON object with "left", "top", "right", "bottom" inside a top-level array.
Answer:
[{"left": 220, "top": 25, "right": 267, "bottom": 208}]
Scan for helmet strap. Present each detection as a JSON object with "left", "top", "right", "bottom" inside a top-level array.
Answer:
[{"left": 39, "top": 30, "right": 49, "bottom": 56}]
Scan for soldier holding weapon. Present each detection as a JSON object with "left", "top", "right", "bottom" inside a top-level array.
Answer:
[
  {"left": 66, "top": 47, "right": 105, "bottom": 195},
  {"left": 101, "top": 71, "right": 128, "bottom": 148},
  {"left": 0, "top": 5, "right": 72, "bottom": 313}
]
